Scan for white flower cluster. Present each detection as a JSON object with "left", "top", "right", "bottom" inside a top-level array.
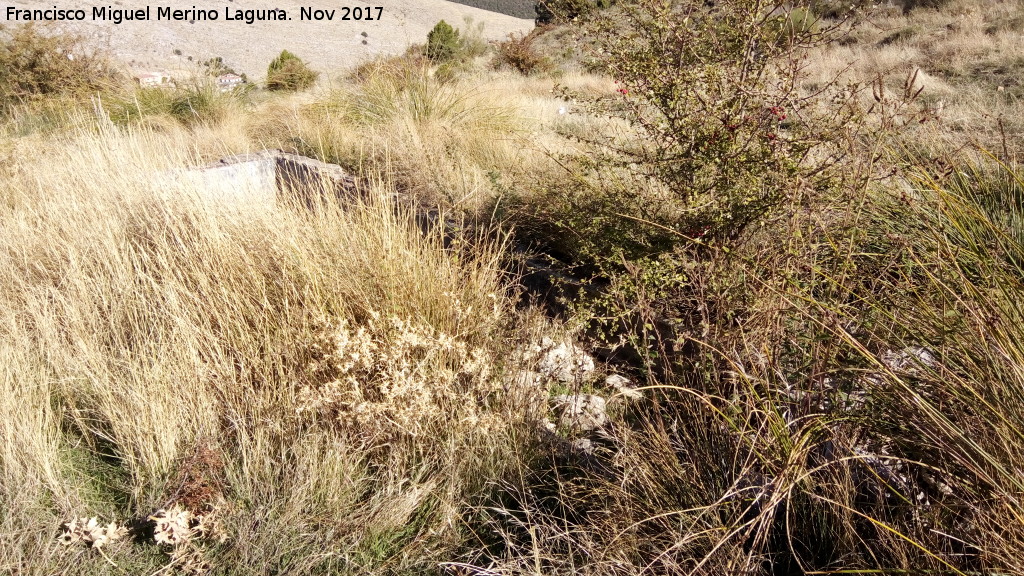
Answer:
[
  {"left": 149, "top": 506, "right": 193, "bottom": 546},
  {"left": 58, "top": 517, "right": 128, "bottom": 548},
  {"left": 298, "top": 312, "right": 503, "bottom": 437},
  {"left": 149, "top": 504, "right": 226, "bottom": 546}
]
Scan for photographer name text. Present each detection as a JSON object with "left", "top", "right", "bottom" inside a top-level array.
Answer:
[{"left": 4, "top": 5, "right": 383, "bottom": 24}]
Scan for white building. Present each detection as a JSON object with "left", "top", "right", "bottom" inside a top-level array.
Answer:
[
  {"left": 135, "top": 72, "right": 171, "bottom": 87},
  {"left": 216, "top": 73, "right": 245, "bottom": 92}
]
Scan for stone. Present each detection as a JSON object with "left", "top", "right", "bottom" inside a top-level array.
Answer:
[
  {"left": 552, "top": 394, "right": 607, "bottom": 431},
  {"left": 570, "top": 438, "right": 595, "bottom": 454},
  {"left": 540, "top": 417, "right": 557, "bottom": 433},
  {"left": 881, "top": 346, "right": 937, "bottom": 373},
  {"left": 536, "top": 337, "right": 596, "bottom": 383},
  {"left": 605, "top": 374, "right": 643, "bottom": 400},
  {"left": 177, "top": 149, "right": 360, "bottom": 210}
]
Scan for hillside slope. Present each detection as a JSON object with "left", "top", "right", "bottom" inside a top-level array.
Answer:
[{"left": 2, "top": 0, "right": 533, "bottom": 77}]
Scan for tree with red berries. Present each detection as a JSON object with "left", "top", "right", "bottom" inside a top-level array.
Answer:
[{"left": 568, "top": 0, "right": 887, "bottom": 239}]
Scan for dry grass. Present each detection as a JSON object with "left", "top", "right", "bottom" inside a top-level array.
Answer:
[
  {"left": 279, "top": 58, "right": 608, "bottom": 212},
  {"left": 0, "top": 118, "right": 549, "bottom": 574},
  {"left": 5, "top": 3, "right": 1024, "bottom": 574},
  {"left": 807, "top": 0, "right": 1024, "bottom": 155}
]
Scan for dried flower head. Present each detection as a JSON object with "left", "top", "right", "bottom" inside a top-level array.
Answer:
[
  {"left": 57, "top": 517, "right": 127, "bottom": 548},
  {"left": 297, "top": 311, "right": 505, "bottom": 438},
  {"left": 149, "top": 505, "right": 193, "bottom": 546}
]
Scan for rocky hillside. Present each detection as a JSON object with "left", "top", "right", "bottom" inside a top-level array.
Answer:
[{"left": 3, "top": 0, "right": 533, "bottom": 77}]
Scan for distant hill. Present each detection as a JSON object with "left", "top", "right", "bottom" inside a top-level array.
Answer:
[
  {"left": 3, "top": 0, "right": 534, "bottom": 77},
  {"left": 445, "top": 0, "right": 536, "bottom": 20}
]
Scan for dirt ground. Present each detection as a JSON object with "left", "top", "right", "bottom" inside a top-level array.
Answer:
[{"left": 2, "top": 0, "right": 534, "bottom": 78}]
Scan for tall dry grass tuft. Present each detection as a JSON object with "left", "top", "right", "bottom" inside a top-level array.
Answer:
[
  {"left": 0, "top": 121, "right": 536, "bottom": 574},
  {"left": 470, "top": 152, "right": 1024, "bottom": 574},
  {"left": 287, "top": 58, "right": 571, "bottom": 212}
]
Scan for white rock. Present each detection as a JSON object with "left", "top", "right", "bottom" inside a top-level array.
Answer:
[
  {"left": 881, "top": 346, "right": 937, "bottom": 373},
  {"left": 537, "top": 338, "right": 596, "bottom": 383},
  {"left": 552, "top": 394, "right": 607, "bottom": 431},
  {"left": 571, "top": 438, "right": 595, "bottom": 454},
  {"left": 605, "top": 374, "right": 643, "bottom": 400}
]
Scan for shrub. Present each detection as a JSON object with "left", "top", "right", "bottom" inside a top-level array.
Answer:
[
  {"left": 517, "top": 2, "right": 930, "bottom": 366},
  {"left": 483, "top": 1, "right": 1023, "bottom": 573},
  {"left": 0, "top": 23, "right": 117, "bottom": 110},
  {"left": 535, "top": 0, "right": 605, "bottom": 25},
  {"left": 265, "top": 50, "right": 318, "bottom": 91},
  {"left": 457, "top": 17, "right": 490, "bottom": 59},
  {"left": 493, "top": 32, "right": 552, "bottom": 75},
  {"left": 567, "top": 0, "right": 873, "bottom": 247},
  {"left": 426, "top": 20, "right": 460, "bottom": 63},
  {"left": 809, "top": 0, "right": 877, "bottom": 18},
  {"left": 202, "top": 55, "right": 243, "bottom": 78},
  {"left": 422, "top": 18, "right": 493, "bottom": 80},
  {"left": 772, "top": 6, "right": 820, "bottom": 42}
]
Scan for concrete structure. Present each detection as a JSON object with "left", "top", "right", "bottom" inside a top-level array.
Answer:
[{"left": 181, "top": 150, "right": 360, "bottom": 209}]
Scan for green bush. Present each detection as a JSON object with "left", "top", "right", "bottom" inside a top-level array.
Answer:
[
  {"left": 772, "top": 6, "right": 819, "bottom": 43},
  {"left": 572, "top": 0, "right": 865, "bottom": 245},
  {"left": 421, "top": 18, "right": 494, "bottom": 80},
  {"left": 266, "top": 50, "right": 318, "bottom": 91},
  {"left": 426, "top": 20, "right": 460, "bottom": 63}
]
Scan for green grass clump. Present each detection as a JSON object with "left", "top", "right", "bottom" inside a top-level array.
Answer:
[{"left": 104, "top": 83, "right": 238, "bottom": 127}]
